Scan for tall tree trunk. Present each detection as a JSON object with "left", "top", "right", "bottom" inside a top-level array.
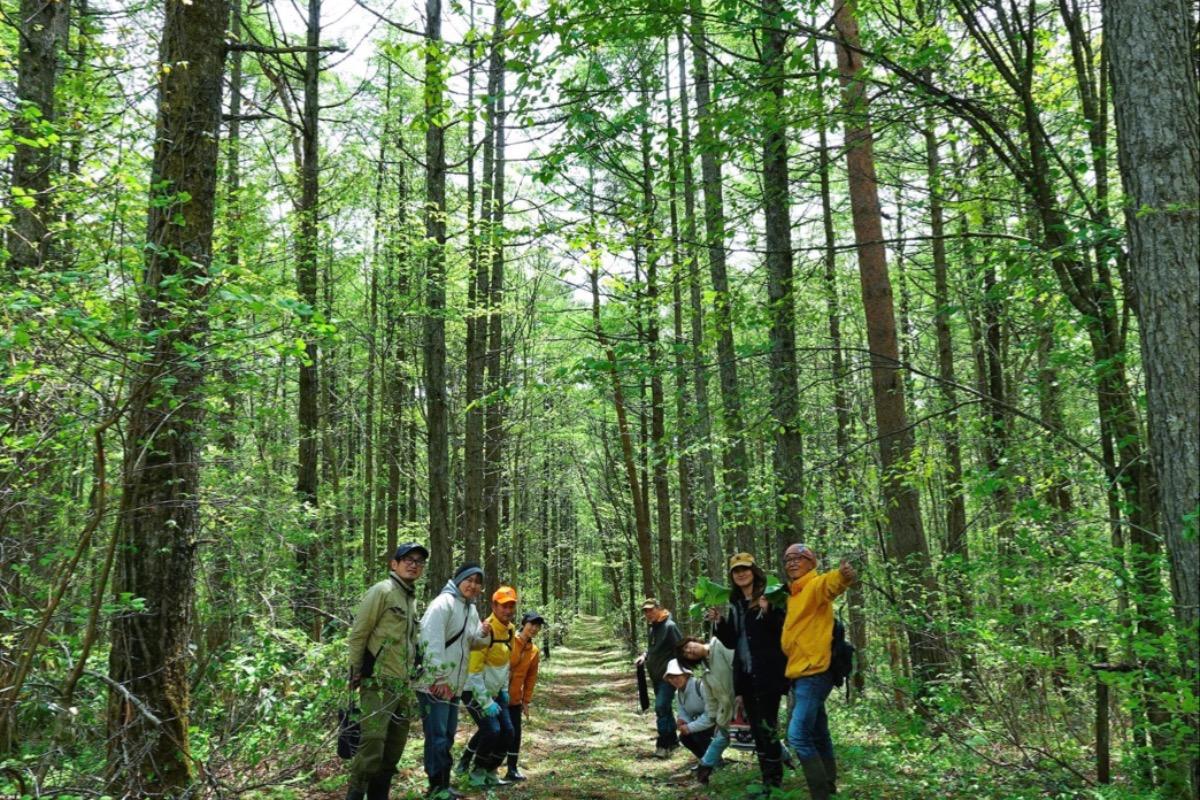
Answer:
[
  {"left": 638, "top": 57, "right": 675, "bottom": 614},
  {"left": 462, "top": 0, "right": 488, "bottom": 563},
  {"left": 482, "top": 3, "right": 507, "bottom": 596},
  {"left": 1105, "top": 0, "right": 1200, "bottom": 789},
  {"left": 363, "top": 66, "right": 391, "bottom": 576},
  {"left": 760, "top": 0, "right": 805, "bottom": 548},
  {"left": 687, "top": 0, "right": 752, "bottom": 551},
  {"left": 294, "top": 0, "right": 323, "bottom": 639},
  {"left": 833, "top": 0, "right": 943, "bottom": 687},
  {"left": 106, "top": 0, "right": 227, "bottom": 791},
  {"left": 6, "top": 0, "right": 70, "bottom": 271},
  {"left": 926, "top": 116, "right": 973, "bottom": 644},
  {"left": 424, "top": 0, "right": 451, "bottom": 592},
  {"left": 815, "top": 42, "right": 865, "bottom": 695},
  {"left": 663, "top": 38, "right": 696, "bottom": 590},
  {"left": 588, "top": 221, "right": 654, "bottom": 598},
  {"left": 386, "top": 160, "right": 409, "bottom": 557},
  {"left": 675, "top": 28, "right": 721, "bottom": 578}
]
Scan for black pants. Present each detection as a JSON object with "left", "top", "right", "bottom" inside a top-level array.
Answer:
[
  {"left": 507, "top": 704, "right": 523, "bottom": 770},
  {"left": 680, "top": 727, "right": 715, "bottom": 760},
  {"left": 743, "top": 690, "right": 783, "bottom": 761}
]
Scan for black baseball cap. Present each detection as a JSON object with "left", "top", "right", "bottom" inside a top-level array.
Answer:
[{"left": 393, "top": 542, "right": 429, "bottom": 561}]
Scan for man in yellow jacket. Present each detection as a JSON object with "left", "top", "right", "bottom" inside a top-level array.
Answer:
[{"left": 781, "top": 544, "right": 856, "bottom": 800}]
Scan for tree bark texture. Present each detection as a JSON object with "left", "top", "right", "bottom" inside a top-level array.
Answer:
[
  {"left": 106, "top": 0, "right": 228, "bottom": 792},
  {"left": 833, "top": 0, "right": 943, "bottom": 685},
  {"left": 761, "top": 0, "right": 805, "bottom": 546},
  {"left": 424, "top": 0, "right": 452, "bottom": 592},
  {"left": 675, "top": 28, "right": 722, "bottom": 579},
  {"left": 688, "top": 0, "right": 752, "bottom": 552},
  {"left": 1105, "top": 0, "right": 1200, "bottom": 788},
  {"left": 6, "top": 0, "right": 70, "bottom": 271}
]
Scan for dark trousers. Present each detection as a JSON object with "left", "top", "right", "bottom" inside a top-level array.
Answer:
[
  {"left": 507, "top": 704, "right": 523, "bottom": 770},
  {"left": 653, "top": 680, "right": 678, "bottom": 748},
  {"left": 463, "top": 693, "right": 514, "bottom": 771},
  {"left": 744, "top": 690, "right": 784, "bottom": 761},
  {"left": 679, "top": 727, "right": 715, "bottom": 760}
]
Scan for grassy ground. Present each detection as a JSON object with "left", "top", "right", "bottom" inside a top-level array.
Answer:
[{"left": 302, "top": 615, "right": 1153, "bottom": 800}]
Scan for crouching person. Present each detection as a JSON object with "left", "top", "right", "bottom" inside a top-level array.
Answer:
[
  {"left": 664, "top": 659, "right": 715, "bottom": 764},
  {"left": 676, "top": 636, "right": 735, "bottom": 785},
  {"left": 345, "top": 543, "right": 428, "bottom": 800},
  {"left": 505, "top": 610, "right": 544, "bottom": 781},
  {"left": 416, "top": 563, "right": 492, "bottom": 799},
  {"left": 456, "top": 586, "right": 519, "bottom": 788}
]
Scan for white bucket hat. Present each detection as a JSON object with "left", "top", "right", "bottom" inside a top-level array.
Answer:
[{"left": 664, "top": 658, "right": 692, "bottom": 677}]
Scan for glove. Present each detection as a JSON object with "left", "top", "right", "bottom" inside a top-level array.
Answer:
[
  {"left": 482, "top": 700, "right": 500, "bottom": 718},
  {"left": 498, "top": 690, "right": 510, "bottom": 706}
]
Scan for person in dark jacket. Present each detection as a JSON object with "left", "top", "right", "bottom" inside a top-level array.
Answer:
[
  {"left": 707, "top": 552, "right": 789, "bottom": 790},
  {"left": 634, "top": 597, "right": 682, "bottom": 758}
]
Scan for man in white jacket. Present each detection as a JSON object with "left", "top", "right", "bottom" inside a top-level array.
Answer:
[{"left": 416, "top": 563, "right": 491, "bottom": 799}]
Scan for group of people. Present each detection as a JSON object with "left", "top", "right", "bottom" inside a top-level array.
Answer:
[
  {"left": 636, "top": 543, "right": 856, "bottom": 799},
  {"left": 344, "top": 543, "right": 544, "bottom": 800}
]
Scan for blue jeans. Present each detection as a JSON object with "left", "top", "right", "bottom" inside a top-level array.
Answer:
[
  {"left": 653, "top": 680, "right": 678, "bottom": 748},
  {"left": 787, "top": 672, "right": 834, "bottom": 760},
  {"left": 419, "top": 691, "right": 460, "bottom": 779},
  {"left": 463, "top": 694, "right": 515, "bottom": 771},
  {"left": 701, "top": 727, "right": 730, "bottom": 767}
]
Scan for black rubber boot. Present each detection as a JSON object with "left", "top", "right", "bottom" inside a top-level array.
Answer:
[
  {"left": 799, "top": 757, "right": 831, "bottom": 800},
  {"left": 759, "top": 755, "right": 784, "bottom": 788},
  {"left": 454, "top": 747, "right": 474, "bottom": 776},
  {"left": 821, "top": 754, "right": 838, "bottom": 795},
  {"left": 364, "top": 775, "right": 390, "bottom": 800}
]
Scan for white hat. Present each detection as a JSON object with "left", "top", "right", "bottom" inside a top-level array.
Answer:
[{"left": 664, "top": 658, "right": 691, "bottom": 677}]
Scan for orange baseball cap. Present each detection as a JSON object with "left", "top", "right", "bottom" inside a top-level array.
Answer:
[{"left": 493, "top": 586, "right": 518, "bottom": 604}]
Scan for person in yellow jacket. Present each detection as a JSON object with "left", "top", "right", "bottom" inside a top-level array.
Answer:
[
  {"left": 781, "top": 544, "right": 856, "bottom": 800},
  {"left": 455, "top": 586, "right": 518, "bottom": 788},
  {"left": 504, "top": 609, "right": 544, "bottom": 781}
]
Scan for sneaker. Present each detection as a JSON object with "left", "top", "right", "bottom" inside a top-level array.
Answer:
[
  {"left": 653, "top": 747, "right": 670, "bottom": 759},
  {"left": 504, "top": 769, "right": 526, "bottom": 782}
]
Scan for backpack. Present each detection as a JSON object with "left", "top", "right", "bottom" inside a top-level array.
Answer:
[{"left": 829, "top": 618, "right": 855, "bottom": 691}]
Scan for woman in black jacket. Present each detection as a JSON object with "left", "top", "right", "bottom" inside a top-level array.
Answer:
[{"left": 707, "top": 552, "right": 789, "bottom": 790}]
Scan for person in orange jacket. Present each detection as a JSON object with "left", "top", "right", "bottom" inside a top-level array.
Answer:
[
  {"left": 781, "top": 544, "right": 856, "bottom": 800},
  {"left": 505, "top": 610, "right": 544, "bottom": 781}
]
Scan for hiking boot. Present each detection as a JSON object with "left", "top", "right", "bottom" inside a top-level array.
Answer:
[
  {"left": 759, "top": 754, "right": 784, "bottom": 788},
  {"left": 821, "top": 754, "right": 838, "bottom": 795},
  {"left": 366, "top": 774, "right": 391, "bottom": 800},
  {"left": 504, "top": 768, "right": 527, "bottom": 782},
  {"left": 799, "top": 757, "right": 831, "bottom": 800},
  {"left": 696, "top": 765, "right": 713, "bottom": 785},
  {"left": 653, "top": 746, "right": 670, "bottom": 759}
]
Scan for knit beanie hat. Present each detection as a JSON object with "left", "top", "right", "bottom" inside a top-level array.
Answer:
[{"left": 452, "top": 562, "right": 484, "bottom": 586}]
